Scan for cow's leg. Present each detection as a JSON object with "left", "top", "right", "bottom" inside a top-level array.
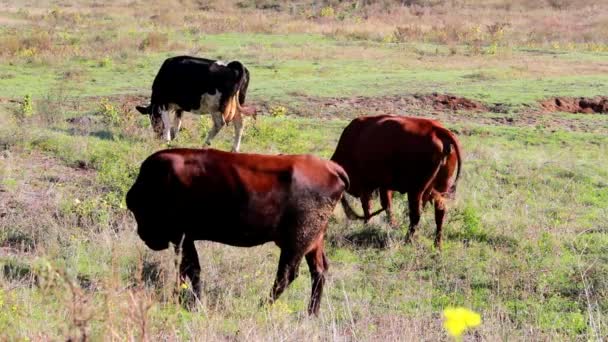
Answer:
[
  {"left": 159, "top": 105, "right": 172, "bottom": 141},
  {"left": 203, "top": 112, "right": 225, "bottom": 147},
  {"left": 433, "top": 192, "right": 446, "bottom": 249},
  {"left": 268, "top": 249, "right": 302, "bottom": 304},
  {"left": 305, "top": 239, "right": 328, "bottom": 316},
  {"left": 231, "top": 115, "right": 244, "bottom": 152},
  {"left": 380, "top": 189, "right": 396, "bottom": 226},
  {"left": 405, "top": 191, "right": 423, "bottom": 244},
  {"left": 170, "top": 109, "right": 183, "bottom": 140},
  {"left": 360, "top": 192, "right": 372, "bottom": 223},
  {"left": 177, "top": 239, "right": 201, "bottom": 298}
]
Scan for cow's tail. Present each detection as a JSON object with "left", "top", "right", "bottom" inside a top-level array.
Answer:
[
  {"left": 227, "top": 61, "right": 248, "bottom": 100},
  {"left": 341, "top": 196, "right": 365, "bottom": 220},
  {"left": 433, "top": 126, "right": 462, "bottom": 194},
  {"left": 226, "top": 61, "right": 255, "bottom": 119},
  {"left": 332, "top": 162, "right": 350, "bottom": 192},
  {"left": 329, "top": 162, "right": 362, "bottom": 221}
]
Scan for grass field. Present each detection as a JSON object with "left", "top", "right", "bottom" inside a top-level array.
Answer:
[{"left": 1, "top": 0, "right": 607, "bottom": 340}]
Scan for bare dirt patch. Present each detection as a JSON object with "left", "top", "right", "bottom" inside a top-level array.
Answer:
[
  {"left": 540, "top": 96, "right": 608, "bottom": 114},
  {"left": 261, "top": 93, "right": 502, "bottom": 120},
  {"left": 413, "top": 93, "right": 489, "bottom": 112},
  {"left": 317, "top": 93, "right": 491, "bottom": 115},
  {"left": 259, "top": 93, "right": 607, "bottom": 133}
]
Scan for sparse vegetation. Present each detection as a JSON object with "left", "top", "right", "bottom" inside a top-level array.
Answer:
[{"left": 0, "top": 0, "right": 607, "bottom": 340}]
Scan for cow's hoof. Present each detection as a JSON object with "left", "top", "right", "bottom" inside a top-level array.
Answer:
[
  {"left": 404, "top": 232, "right": 416, "bottom": 244},
  {"left": 434, "top": 240, "right": 443, "bottom": 251}
]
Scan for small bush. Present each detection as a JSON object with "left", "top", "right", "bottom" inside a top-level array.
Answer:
[
  {"left": 20, "top": 94, "right": 34, "bottom": 119},
  {"left": 320, "top": 6, "right": 335, "bottom": 18},
  {"left": 98, "top": 56, "right": 112, "bottom": 68},
  {"left": 270, "top": 105, "right": 287, "bottom": 117},
  {"left": 99, "top": 99, "right": 120, "bottom": 127},
  {"left": 36, "top": 87, "right": 68, "bottom": 125},
  {"left": 138, "top": 32, "right": 168, "bottom": 51}
]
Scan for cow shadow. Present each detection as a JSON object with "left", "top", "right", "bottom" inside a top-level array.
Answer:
[
  {"left": 88, "top": 130, "right": 114, "bottom": 140},
  {"left": 446, "top": 230, "right": 519, "bottom": 250},
  {"left": 50, "top": 127, "right": 116, "bottom": 141},
  {"left": 329, "top": 226, "right": 392, "bottom": 249}
]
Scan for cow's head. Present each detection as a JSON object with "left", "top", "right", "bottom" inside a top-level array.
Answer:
[
  {"left": 126, "top": 181, "right": 182, "bottom": 251},
  {"left": 136, "top": 104, "right": 168, "bottom": 140}
]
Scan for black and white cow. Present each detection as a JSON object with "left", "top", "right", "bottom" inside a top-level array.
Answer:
[{"left": 136, "top": 55, "right": 255, "bottom": 152}]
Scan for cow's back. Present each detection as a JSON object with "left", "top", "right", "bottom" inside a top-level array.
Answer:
[
  {"left": 150, "top": 56, "right": 214, "bottom": 103},
  {"left": 130, "top": 149, "right": 347, "bottom": 248},
  {"left": 331, "top": 115, "right": 444, "bottom": 195}
]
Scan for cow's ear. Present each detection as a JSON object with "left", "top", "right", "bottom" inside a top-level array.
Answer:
[{"left": 136, "top": 105, "right": 150, "bottom": 115}]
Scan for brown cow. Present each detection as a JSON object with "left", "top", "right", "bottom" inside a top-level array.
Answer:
[
  {"left": 126, "top": 148, "right": 349, "bottom": 315},
  {"left": 331, "top": 115, "right": 461, "bottom": 249}
]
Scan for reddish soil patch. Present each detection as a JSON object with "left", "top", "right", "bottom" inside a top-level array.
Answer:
[
  {"left": 540, "top": 96, "right": 608, "bottom": 114},
  {"left": 413, "top": 93, "right": 488, "bottom": 112},
  {"left": 319, "top": 93, "right": 489, "bottom": 114},
  {"left": 271, "top": 92, "right": 495, "bottom": 120}
]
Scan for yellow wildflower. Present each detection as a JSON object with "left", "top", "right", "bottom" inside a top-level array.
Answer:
[
  {"left": 443, "top": 307, "right": 481, "bottom": 338},
  {"left": 180, "top": 282, "right": 189, "bottom": 290}
]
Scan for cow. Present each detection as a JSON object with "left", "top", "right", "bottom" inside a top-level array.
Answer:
[
  {"left": 136, "top": 56, "right": 256, "bottom": 152},
  {"left": 330, "top": 115, "right": 462, "bottom": 249},
  {"left": 125, "top": 148, "right": 349, "bottom": 315}
]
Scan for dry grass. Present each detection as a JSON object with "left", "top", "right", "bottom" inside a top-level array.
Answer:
[{"left": 0, "top": 0, "right": 607, "bottom": 66}]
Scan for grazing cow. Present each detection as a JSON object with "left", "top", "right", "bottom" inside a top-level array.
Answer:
[
  {"left": 126, "top": 148, "right": 349, "bottom": 315},
  {"left": 331, "top": 115, "right": 462, "bottom": 249},
  {"left": 136, "top": 56, "right": 256, "bottom": 152}
]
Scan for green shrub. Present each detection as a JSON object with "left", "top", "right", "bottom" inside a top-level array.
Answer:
[
  {"left": 15, "top": 94, "right": 34, "bottom": 121},
  {"left": 270, "top": 105, "right": 287, "bottom": 117},
  {"left": 99, "top": 98, "right": 120, "bottom": 127}
]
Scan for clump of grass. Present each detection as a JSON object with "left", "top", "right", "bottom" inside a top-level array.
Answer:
[
  {"left": 269, "top": 105, "right": 287, "bottom": 117},
  {"left": 99, "top": 99, "right": 120, "bottom": 128},
  {"left": 319, "top": 6, "right": 335, "bottom": 19},
  {"left": 98, "top": 56, "right": 113, "bottom": 68},
  {"left": 138, "top": 32, "right": 168, "bottom": 51},
  {"left": 16, "top": 94, "right": 34, "bottom": 121}
]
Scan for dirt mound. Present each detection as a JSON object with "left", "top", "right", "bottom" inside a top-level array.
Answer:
[
  {"left": 289, "top": 93, "right": 493, "bottom": 118},
  {"left": 540, "top": 96, "right": 608, "bottom": 114},
  {"left": 413, "top": 93, "right": 488, "bottom": 112}
]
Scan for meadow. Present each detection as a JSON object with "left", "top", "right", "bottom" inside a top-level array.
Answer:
[{"left": 0, "top": 0, "right": 607, "bottom": 340}]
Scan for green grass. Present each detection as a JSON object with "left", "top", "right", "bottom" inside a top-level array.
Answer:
[{"left": 3, "top": 32, "right": 608, "bottom": 106}]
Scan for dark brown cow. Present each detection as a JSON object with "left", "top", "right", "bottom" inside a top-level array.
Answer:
[
  {"left": 126, "top": 148, "right": 349, "bottom": 315},
  {"left": 331, "top": 115, "right": 462, "bottom": 249}
]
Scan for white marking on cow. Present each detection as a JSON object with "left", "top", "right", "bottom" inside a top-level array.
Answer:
[
  {"left": 155, "top": 90, "right": 246, "bottom": 152},
  {"left": 232, "top": 115, "right": 243, "bottom": 152},
  {"left": 190, "top": 91, "right": 222, "bottom": 115},
  {"left": 170, "top": 112, "right": 182, "bottom": 139},
  {"left": 205, "top": 111, "right": 225, "bottom": 146},
  {"left": 214, "top": 60, "right": 227, "bottom": 66},
  {"left": 173, "top": 115, "right": 182, "bottom": 131},
  {"left": 160, "top": 106, "right": 171, "bottom": 141}
]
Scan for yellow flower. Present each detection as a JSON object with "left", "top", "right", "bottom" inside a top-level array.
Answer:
[
  {"left": 180, "top": 282, "right": 189, "bottom": 290},
  {"left": 443, "top": 307, "right": 481, "bottom": 338}
]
